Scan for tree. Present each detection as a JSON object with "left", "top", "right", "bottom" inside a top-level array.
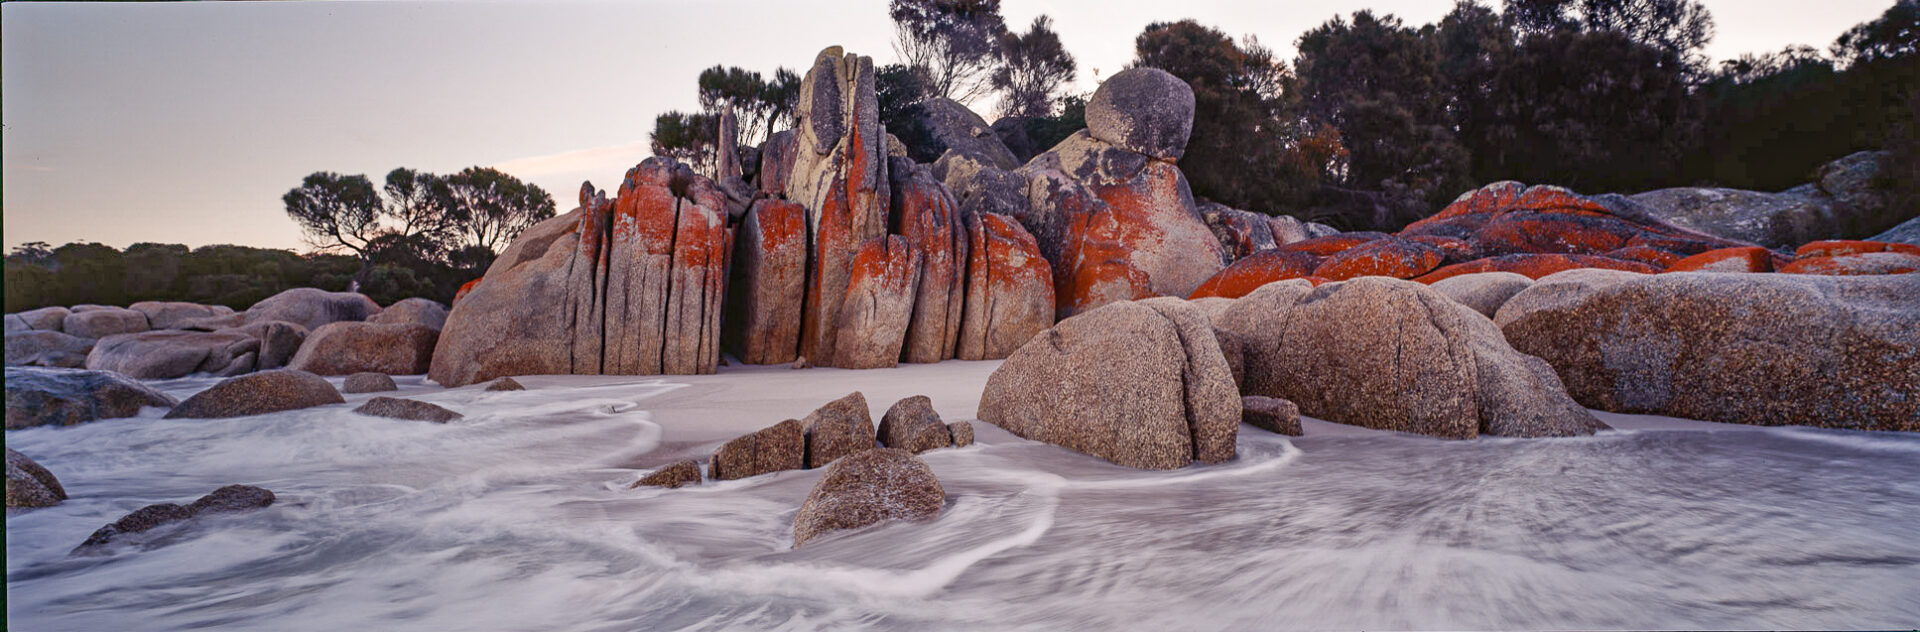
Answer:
[
  {"left": 1436, "top": 1, "right": 1514, "bottom": 186},
  {"left": 1296, "top": 11, "right": 1469, "bottom": 205},
  {"left": 441, "top": 167, "right": 556, "bottom": 262},
  {"left": 890, "top": 0, "right": 1008, "bottom": 105},
  {"left": 992, "top": 15, "right": 1077, "bottom": 118},
  {"left": 696, "top": 65, "right": 802, "bottom": 148},
  {"left": 1505, "top": 0, "right": 1714, "bottom": 71},
  {"left": 283, "top": 172, "right": 384, "bottom": 258},
  {"left": 649, "top": 111, "right": 718, "bottom": 176},
  {"left": 383, "top": 167, "right": 457, "bottom": 249}
]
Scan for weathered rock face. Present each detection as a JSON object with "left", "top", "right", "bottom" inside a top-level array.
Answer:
[
  {"left": 7, "top": 448, "right": 68, "bottom": 508},
  {"left": 630, "top": 459, "right": 702, "bottom": 489},
  {"left": 1870, "top": 215, "right": 1920, "bottom": 246},
  {"left": 221, "top": 320, "right": 307, "bottom": 371},
  {"left": 368, "top": 298, "right": 449, "bottom": 331},
  {"left": 1666, "top": 246, "right": 1775, "bottom": 273},
  {"left": 1242, "top": 395, "right": 1302, "bottom": 436},
  {"left": 831, "top": 235, "right": 923, "bottom": 369},
  {"left": 1269, "top": 215, "right": 1340, "bottom": 246},
  {"left": 1278, "top": 231, "right": 1390, "bottom": 256},
  {"left": 430, "top": 160, "right": 732, "bottom": 387},
  {"left": 1216, "top": 278, "right": 1604, "bottom": 439},
  {"left": 878, "top": 395, "right": 952, "bottom": 454},
  {"left": 12, "top": 306, "right": 71, "bottom": 332},
  {"left": 129, "top": 302, "right": 229, "bottom": 331},
  {"left": 1312, "top": 237, "right": 1446, "bottom": 281},
  {"left": 1778, "top": 240, "right": 1920, "bottom": 275},
  {"left": 1016, "top": 131, "right": 1226, "bottom": 317},
  {"left": 788, "top": 47, "right": 891, "bottom": 367},
  {"left": 1085, "top": 67, "right": 1195, "bottom": 161},
  {"left": 1414, "top": 253, "right": 1659, "bottom": 284},
  {"left": 288, "top": 322, "right": 438, "bottom": 376},
  {"left": 6, "top": 330, "right": 95, "bottom": 368},
  {"left": 957, "top": 212, "right": 1056, "bottom": 360},
  {"left": 353, "top": 396, "right": 461, "bottom": 423},
  {"left": 1188, "top": 250, "right": 1321, "bottom": 300},
  {"left": 709, "top": 419, "right": 806, "bottom": 481},
  {"left": 1427, "top": 272, "right": 1535, "bottom": 318},
  {"left": 898, "top": 97, "right": 1020, "bottom": 168},
  {"left": 890, "top": 159, "right": 968, "bottom": 363},
  {"left": 792, "top": 448, "right": 944, "bottom": 547},
  {"left": 63, "top": 308, "right": 149, "bottom": 339},
  {"left": 1403, "top": 182, "right": 1757, "bottom": 270},
  {"left": 799, "top": 392, "right": 876, "bottom": 469},
  {"left": 75, "top": 485, "right": 274, "bottom": 551},
  {"left": 1499, "top": 272, "right": 1920, "bottom": 431},
  {"left": 725, "top": 199, "right": 808, "bottom": 365},
  {"left": 1200, "top": 202, "right": 1280, "bottom": 261},
  {"left": 86, "top": 330, "right": 260, "bottom": 379},
  {"left": 947, "top": 421, "right": 974, "bottom": 447},
  {"left": 244, "top": 288, "right": 380, "bottom": 332},
  {"left": 164, "top": 370, "right": 345, "bottom": 419},
  {"left": 978, "top": 299, "right": 1238, "bottom": 469},
  {"left": 341, "top": 372, "right": 397, "bottom": 394},
  {"left": 1628, "top": 186, "right": 1843, "bottom": 249},
  {"left": 6, "top": 367, "right": 177, "bottom": 429}
]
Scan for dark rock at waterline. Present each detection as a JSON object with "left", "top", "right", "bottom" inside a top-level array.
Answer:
[
  {"left": 798, "top": 392, "right": 876, "bottom": 469},
  {"left": 342, "top": 372, "right": 398, "bottom": 394},
  {"left": 947, "top": 421, "right": 974, "bottom": 448},
  {"left": 6, "top": 330, "right": 96, "bottom": 368},
  {"left": 484, "top": 377, "right": 526, "bottom": 392},
  {"left": 367, "top": 297, "right": 449, "bottom": 331},
  {"left": 879, "top": 395, "right": 951, "bottom": 454},
  {"left": 710, "top": 419, "right": 805, "bottom": 481},
  {"left": 7, "top": 448, "right": 68, "bottom": 508},
  {"left": 164, "top": 369, "right": 344, "bottom": 419},
  {"left": 187, "top": 484, "right": 277, "bottom": 514},
  {"left": 1242, "top": 396, "right": 1302, "bottom": 436},
  {"left": 629, "top": 459, "right": 702, "bottom": 489},
  {"left": 793, "top": 448, "right": 945, "bottom": 547},
  {"left": 353, "top": 396, "right": 461, "bottom": 423},
  {"left": 6, "top": 367, "right": 177, "bottom": 429},
  {"left": 74, "top": 485, "right": 275, "bottom": 552}
]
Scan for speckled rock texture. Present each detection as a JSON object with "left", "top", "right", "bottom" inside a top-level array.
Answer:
[
  {"left": 243, "top": 287, "right": 380, "bottom": 332},
  {"left": 788, "top": 47, "right": 891, "bottom": 368},
  {"left": 5, "top": 330, "right": 96, "bottom": 368},
  {"left": 947, "top": 421, "right": 974, "bottom": 448},
  {"left": 1497, "top": 272, "right": 1920, "bottom": 431},
  {"left": 288, "top": 322, "right": 439, "bottom": 376},
  {"left": 1216, "top": 278, "right": 1604, "bottom": 439},
  {"left": 7, "top": 448, "right": 67, "bottom": 508},
  {"left": 1085, "top": 67, "right": 1195, "bottom": 161},
  {"left": 484, "top": 377, "right": 525, "bottom": 392},
  {"left": 341, "top": 372, "right": 398, "bottom": 394},
  {"left": 799, "top": 392, "right": 877, "bottom": 469},
  {"left": 1428, "top": 272, "right": 1535, "bottom": 318},
  {"left": 630, "top": 460, "right": 702, "bottom": 489},
  {"left": 709, "top": 419, "right": 805, "bottom": 481},
  {"left": 129, "top": 302, "right": 230, "bottom": 331},
  {"left": 792, "top": 448, "right": 944, "bottom": 547},
  {"left": 1241, "top": 396, "right": 1302, "bottom": 436},
  {"left": 890, "top": 158, "right": 968, "bottom": 364},
  {"left": 725, "top": 199, "right": 809, "bottom": 365},
  {"left": 956, "top": 211, "right": 1055, "bottom": 360},
  {"left": 368, "top": 298, "right": 449, "bottom": 331},
  {"left": 164, "top": 369, "right": 344, "bottom": 419},
  {"left": 74, "top": 485, "right": 274, "bottom": 552},
  {"left": 829, "top": 235, "right": 923, "bottom": 369},
  {"left": 353, "top": 396, "right": 462, "bottom": 423},
  {"left": 878, "top": 395, "right": 951, "bottom": 454},
  {"left": 6, "top": 367, "right": 177, "bottom": 429}
]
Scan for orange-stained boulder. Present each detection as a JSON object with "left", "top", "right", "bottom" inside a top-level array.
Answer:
[
  {"left": 1313, "top": 238, "right": 1446, "bottom": 281},
  {"left": 1413, "top": 254, "right": 1659, "bottom": 284},
  {"left": 831, "top": 235, "right": 923, "bottom": 369},
  {"left": 788, "top": 47, "right": 891, "bottom": 367},
  {"left": 1278, "top": 231, "right": 1390, "bottom": 257},
  {"left": 725, "top": 199, "right": 809, "bottom": 364},
  {"left": 1402, "top": 182, "right": 1755, "bottom": 259},
  {"left": 958, "top": 212, "right": 1055, "bottom": 360},
  {"left": 1666, "top": 246, "right": 1774, "bottom": 273},
  {"left": 1780, "top": 252, "right": 1920, "bottom": 276},
  {"left": 889, "top": 158, "right": 967, "bottom": 364},
  {"left": 1199, "top": 202, "right": 1278, "bottom": 261},
  {"left": 1604, "top": 245, "right": 1684, "bottom": 268},
  {"left": 1404, "top": 234, "right": 1478, "bottom": 264},
  {"left": 1188, "top": 250, "right": 1322, "bottom": 299},
  {"left": 1794, "top": 239, "right": 1920, "bottom": 258}
]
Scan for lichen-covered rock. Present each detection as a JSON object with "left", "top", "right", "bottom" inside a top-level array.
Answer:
[
  {"left": 341, "top": 372, "right": 397, "bottom": 394},
  {"left": 453, "top": 278, "right": 482, "bottom": 305},
  {"left": 1241, "top": 395, "right": 1302, "bottom": 436},
  {"left": 1499, "top": 272, "right": 1920, "bottom": 431},
  {"left": 1666, "top": 246, "right": 1775, "bottom": 273},
  {"left": 799, "top": 392, "right": 876, "bottom": 469},
  {"left": 947, "top": 421, "right": 974, "bottom": 448},
  {"left": 6, "top": 367, "right": 176, "bottom": 429},
  {"left": 288, "top": 321, "right": 438, "bottom": 376},
  {"left": 86, "top": 330, "right": 259, "bottom": 379},
  {"left": 353, "top": 396, "right": 461, "bottom": 423},
  {"left": 956, "top": 211, "right": 1055, "bottom": 360},
  {"left": 6, "top": 330, "right": 96, "bottom": 368},
  {"left": 1404, "top": 182, "right": 1755, "bottom": 261},
  {"left": 978, "top": 299, "right": 1238, "bottom": 469},
  {"left": 244, "top": 287, "right": 380, "bottom": 332},
  {"left": 1278, "top": 232, "right": 1390, "bottom": 257},
  {"left": 1794, "top": 239, "right": 1920, "bottom": 258},
  {"left": 878, "top": 395, "right": 951, "bottom": 454},
  {"left": 1200, "top": 202, "right": 1279, "bottom": 261},
  {"left": 63, "top": 307, "right": 149, "bottom": 339},
  {"left": 129, "top": 302, "right": 228, "bottom": 331},
  {"left": 368, "top": 298, "right": 449, "bottom": 331},
  {"left": 1604, "top": 245, "right": 1686, "bottom": 268},
  {"left": 709, "top": 419, "right": 805, "bottom": 481},
  {"left": 6, "top": 448, "right": 67, "bottom": 508},
  {"left": 1085, "top": 67, "right": 1195, "bottom": 161},
  {"left": 1187, "top": 250, "right": 1321, "bottom": 300},
  {"left": 890, "top": 159, "right": 968, "bottom": 364},
  {"left": 164, "top": 369, "right": 344, "bottom": 419},
  {"left": 898, "top": 97, "right": 1020, "bottom": 168},
  {"left": 830, "top": 235, "right": 923, "bottom": 369},
  {"left": 1312, "top": 237, "right": 1445, "bottom": 281},
  {"left": 1427, "top": 271, "right": 1535, "bottom": 318},
  {"left": 629, "top": 459, "right": 702, "bottom": 489},
  {"left": 1413, "top": 253, "right": 1659, "bottom": 284},
  {"left": 789, "top": 47, "right": 891, "bottom": 367},
  {"left": 792, "top": 448, "right": 944, "bottom": 547},
  {"left": 724, "top": 199, "right": 808, "bottom": 365},
  {"left": 484, "top": 377, "right": 525, "bottom": 392},
  {"left": 1216, "top": 278, "right": 1604, "bottom": 439}
]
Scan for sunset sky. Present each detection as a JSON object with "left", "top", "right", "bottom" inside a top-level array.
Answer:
[{"left": 2, "top": 0, "right": 1897, "bottom": 252}]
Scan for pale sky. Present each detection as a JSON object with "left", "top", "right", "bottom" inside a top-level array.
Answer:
[{"left": 2, "top": 0, "right": 1896, "bottom": 252}]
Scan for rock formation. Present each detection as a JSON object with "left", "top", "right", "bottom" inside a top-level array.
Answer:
[
  {"left": 164, "top": 369, "right": 345, "bottom": 419},
  {"left": 878, "top": 395, "right": 952, "bottom": 454},
  {"left": 7, "top": 448, "right": 67, "bottom": 508},
  {"left": 6, "top": 367, "right": 177, "bottom": 429},
  {"left": 798, "top": 392, "right": 876, "bottom": 469},
  {"left": 787, "top": 47, "right": 891, "bottom": 367},
  {"left": 244, "top": 288, "right": 380, "bottom": 332},
  {"left": 342, "top": 372, "right": 398, "bottom": 394},
  {"left": 1427, "top": 272, "right": 1535, "bottom": 318},
  {"left": 1242, "top": 395, "right": 1302, "bottom": 436},
  {"left": 709, "top": 419, "right": 805, "bottom": 481},
  {"left": 86, "top": 330, "right": 261, "bottom": 379},
  {"left": 725, "top": 199, "right": 808, "bottom": 365},
  {"left": 368, "top": 298, "right": 449, "bottom": 330},
  {"left": 831, "top": 235, "right": 924, "bottom": 369},
  {"left": 792, "top": 448, "right": 944, "bottom": 547},
  {"left": 956, "top": 212, "right": 1055, "bottom": 360},
  {"left": 288, "top": 322, "right": 438, "bottom": 376},
  {"left": 630, "top": 460, "right": 702, "bottom": 489},
  {"left": 74, "top": 485, "right": 274, "bottom": 552},
  {"left": 891, "top": 159, "right": 968, "bottom": 364},
  {"left": 353, "top": 396, "right": 462, "bottom": 423},
  {"left": 63, "top": 307, "right": 149, "bottom": 339}
]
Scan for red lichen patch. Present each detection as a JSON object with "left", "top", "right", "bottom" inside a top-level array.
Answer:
[
  {"left": 1189, "top": 250, "right": 1322, "bottom": 299},
  {"left": 1470, "top": 212, "right": 1638, "bottom": 256},
  {"left": 1604, "top": 245, "right": 1684, "bottom": 269},
  {"left": 1795, "top": 240, "right": 1920, "bottom": 258},
  {"left": 1278, "top": 231, "right": 1390, "bottom": 257},
  {"left": 1413, "top": 254, "right": 1657, "bottom": 284},
  {"left": 1666, "top": 247, "right": 1774, "bottom": 273},
  {"left": 1779, "top": 252, "right": 1920, "bottom": 276},
  {"left": 1312, "top": 238, "right": 1445, "bottom": 281},
  {"left": 1404, "top": 235, "right": 1478, "bottom": 264},
  {"left": 453, "top": 277, "right": 482, "bottom": 305},
  {"left": 1302, "top": 276, "right": 1333, "bottom": 287}
]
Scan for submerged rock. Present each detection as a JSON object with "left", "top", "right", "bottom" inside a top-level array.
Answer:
[
  {"left": 798, "top": 392, "right": 876, "bottom": 469},
  {"left": 353, "top": 396, "right": 461, "bottom": 423},
  {"left": 709, "top": 419, "right": 805, "bottom": 481},
  {"left": 947, "top": 421, "right": 975, "bottom": 448},
  {"left": 164, "top": 370, "right": 345, "bottom": 419},
  {"left": 74, "top": 485, "right": 275, "bottom": 552},
  {"left": 341, "top": 372, "right": 398, "bottom": 394},
  {"left": 6, "top": 367, "right": 177, "bottom": 429},
  {"left": 484, "top": 377, "right": 525, "bottom": 392},
  {"left": 6, "top": 448, "right": 67, "bottom": 508},
  {"left": 629, "top": 460, "right": 702, "bottom": 489},
  {"left": 792, "top": 448, "right": 944, "bottom": 547},
  {"left": 878, "top": 395, "right": 951, "bottom": 454}
]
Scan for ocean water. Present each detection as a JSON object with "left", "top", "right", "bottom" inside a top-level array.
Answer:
[{"left": 7, "top": 376, "right": 1919, "bottom": 631}]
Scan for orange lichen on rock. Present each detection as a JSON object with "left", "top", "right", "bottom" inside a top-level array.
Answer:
[
  {"left": 1779, "top": 252, "right": 1920, "bottom": 276},
  {"left": 453, "top": 278, "right": 482, "bottom": 305},
  {"left": 1604, "top": 245, "right": 1684, "bottom": 269},
  {"left": 1666, "top": 246, "right": 1775, "bottom": 273},
  {"left": 1312, "top": 238, "right": 1445, "bottom": 281},
  {"left": 1278, "top": 232, "right": 1390, "bottom": 257},
  {"left": 1189, "top": 250, "right": 1322, "bottom": 299},
  {"left": 1413, "top": 254, "right": 1657, "bottom": 284},
  {"left": 1795, "top": 240, "right": 1920, "bottom": 258}
]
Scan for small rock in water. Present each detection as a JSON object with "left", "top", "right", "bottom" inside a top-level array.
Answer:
[
  {"left": 6, "top": 448, "right": 68, "bottom": 508},
  {"left": 164, "top": 369, "right": 344, "bottom": 419},
  {"left": 879, "top": 395, "right": 951, "bottom": 454},
  {"left": 187, "top": 484, "right": 276, "bottom": 514},
  {"left": 1242, "top": 396, "right": 1302, "bottom": 436},
  {"left": 75, "top": 485, "right": 275, "bottom": 553},
  {"left": 790, "top": 356, "right": 811, "bottom": 370},
  {"left": 353, "top": 396, "right": 461, "bottom": 423},
  {"left": 710, "top": 419, "right": 805, "bottom": 481},
  {"left": 793, "top": 448, "right": 945, "bottom": 547},
  {"left": 947, "top": 421, "right": 975, "bottom": 448},
  {"left": 341, "top": 372, "right": 398, "bottom": 394},
  {"left": 629, "top": 460, "right": 702, "bottom": 489},
  {"left": 484, "top": 377, "right": 525, "bottom": 392},
  {"left": 799, "top": 392, "right": 876, "bottom": 469}
]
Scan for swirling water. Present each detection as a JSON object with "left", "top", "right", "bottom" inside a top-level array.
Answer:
[{"left": 7, "top": 375, "right": 1919, "bottom": 631}]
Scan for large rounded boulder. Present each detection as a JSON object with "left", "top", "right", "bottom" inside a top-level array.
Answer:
[
  {"left": 86, "top": 330, "right": 261, "bottom": 379},
  {"left": 6, "top": 367, "right": 177, "bottom": 429},
  {"left": 164, "top": 369, "right": 345, "bottom": 419},
  {"left": 792, "top": 448, "right": 944, "bottom": 547},
  {"left": 1085, "top": 67, "right": 1195, "bottom": 161},
  {"left": 244, "top": 288, "right": 380, "bottom": 332},
  {"left": 6, "top": 330, "right": 96, "bottom": 368},
  {"left": 367, "top": 298, "right": 448, "bottom": 331},
  {"left": 62, "top": 307, "right": 149, "bottom": 339},
  {"left": 287, "top": 321, "right": 438, "bottom": 376},
  {"left": 6, "top": 448, "right": 67, "bottom": 508}
]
